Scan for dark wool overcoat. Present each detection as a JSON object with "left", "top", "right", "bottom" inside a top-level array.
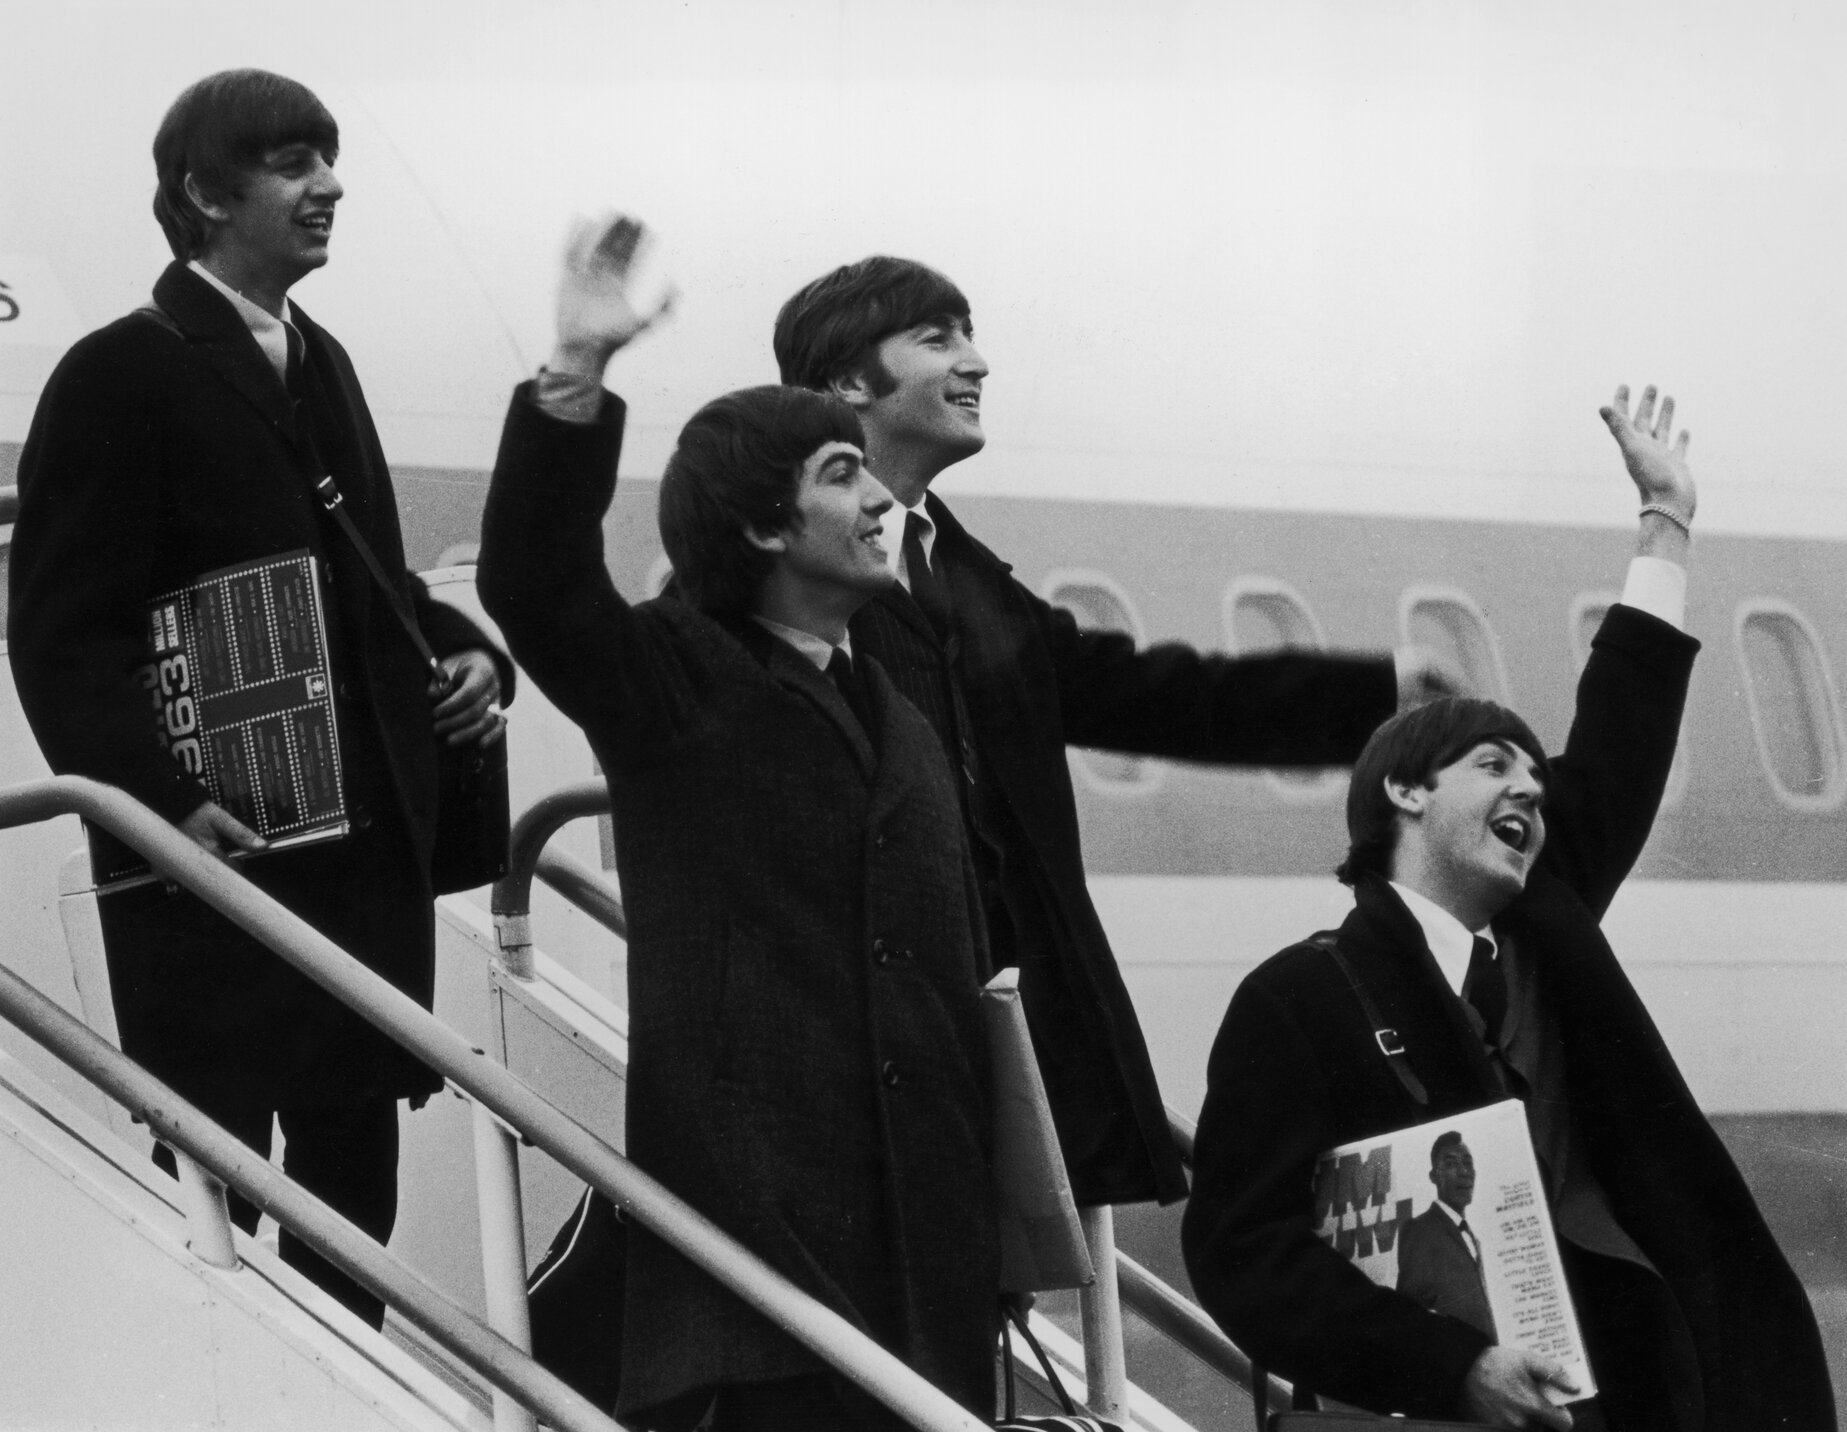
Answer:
[
  {"left": 6, "top": 261, "right": 504, "bottom": 1109},
  {"left": 851, "top": 494, "right": 1401, "bottom": 1206},
  {"left": 1183, "top": 605, "right": 1835, "bottom": 1430},
  {"left": 477, "top": 390, "right": 999, "bottom": 1423}
]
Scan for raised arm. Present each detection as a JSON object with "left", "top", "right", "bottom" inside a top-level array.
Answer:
[
  {"left": 476, "top": 213, "right": 684, "bottom": 746},
  {"left": 1540, "top": 385, "right": 1700, "bottom": 912}
]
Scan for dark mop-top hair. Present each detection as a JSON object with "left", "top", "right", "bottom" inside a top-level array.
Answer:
[
  {"left": 152, "top": 69, "right": 339, "bottom": 260},
  {"left": 657, "top": 385, "right": 866, "bottom": 614},
  {"left": 774, "top": 256, "right": 972, "bottom": 394}
]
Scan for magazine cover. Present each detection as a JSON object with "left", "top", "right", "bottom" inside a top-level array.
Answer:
[
  {"left": 92, "top": 549, "right": 348, "bottom": 889},
  {"left": 1314, "top": 1097, "right": 1595, "bottom": 1403}
]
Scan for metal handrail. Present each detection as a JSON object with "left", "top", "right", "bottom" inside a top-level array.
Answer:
[
  {"left": 0, "top": 777, "right": 988, "bottom": 1432},
  {"left": 0, "top": 960, "right": 619, "bottom": 1432},
  {"left": 492, "top": 779, "right": 613, "bottom": 977},
  {"left": 535, "top": 846, "right": 627, "bottom": 940},
  {"left": 1115, "top": 1252, "right": 1289, "bottom": 1409},
  {"left": 1167, "top": 1105, "right": 1197, "bottom": 1168}
]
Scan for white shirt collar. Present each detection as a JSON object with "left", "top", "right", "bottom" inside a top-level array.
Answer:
[
  {"left": 749, "top": 615, "right": 852, "bottom": 673},
  {"left": 1389, "top": 880, "right": 1494, "bottom": 998},
  {"left": 879, "top": 496, "right": 937, "bottom": 591},
  {"left": 187, "top": 259, "right": 294, "bottom": 383}
]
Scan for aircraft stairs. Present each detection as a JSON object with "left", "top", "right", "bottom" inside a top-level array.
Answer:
[{"left": 0, "top": 774, "right": 1271, "bottom": 1432}]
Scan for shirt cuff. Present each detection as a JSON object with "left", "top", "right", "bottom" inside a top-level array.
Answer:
[
  {"left": 532, "top": 366, "right": 607, "bottom": 425},
  {"left": 1618, "top": 555, "right": 1686, "bottom": 631}
]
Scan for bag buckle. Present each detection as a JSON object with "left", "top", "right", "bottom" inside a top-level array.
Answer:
[{"left": 1375, "top": 1027, "right": 1406, "bottom": 1058}]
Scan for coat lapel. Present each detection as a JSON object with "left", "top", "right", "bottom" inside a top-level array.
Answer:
[
  {"left": 1347, "top": 880, "right": 1504, "bottom": 1101},
  {"left": 730, "top": 619, "right": 878, "bottom": 779},
  {"left": 153, "top": 263, "right": 300, "bottom": 443}
]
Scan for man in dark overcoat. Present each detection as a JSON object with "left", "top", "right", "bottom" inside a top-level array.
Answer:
[
  {"left": 774, "top": 256, "right": 1457, "bottom": 1211},
  {"left": 1182, "top": 389, "right": 1835, "bottom": 1430},
  {"left": 477, "top": 218, "right": 998, "bottom": 1432},
  {"left": 1395, "top": 1131, "right": 1497, "bottom": 1340},
  {"left": 6, "top": 70, "right": 507, "bottom": 1327}
]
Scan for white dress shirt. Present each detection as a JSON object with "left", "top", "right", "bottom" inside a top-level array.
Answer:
[
  {"left": 879, "top": 498, "right": 939, "bottom": 592},
  {"left": 749, "top": 615, "right": 853, "bottom": 673},
  {"left": 187, "top": 260, "right": 294, "bottom": 382}
]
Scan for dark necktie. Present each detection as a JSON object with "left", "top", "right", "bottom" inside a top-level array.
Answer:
[
  {"left": 1458, "top": 1218, "right": 1480, "bottom": 1261},
  {"left": 825, "top": 648, "right": 873, "bottom": 738},
  {"left": 1463, "top": 934, "right": 1507, "bottom": 1044},
  {"left": 283, "top": 322, "right": 306, "bottom": 400},
  {"left": 902, "top": 511, "right": 952, "bottom": 637}
]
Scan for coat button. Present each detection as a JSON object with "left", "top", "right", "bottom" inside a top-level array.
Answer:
[
  {"left": 353, "top": 808, "right": 373, "bottom": 830},
  {"left": 881, "top": 1061, "right": 900, "bottom": 1087},
  {"left": 872, "top": 938, "right": 888, "bottom": 963}
]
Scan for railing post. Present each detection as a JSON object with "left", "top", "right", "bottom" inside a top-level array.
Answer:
[
  {"left": 1078, "top": 1204, "right": 1128, "bottom": 1417},
  {"left": 473, "top": 1098, "right": 538, "bottom": 1432},
  {"left": 173, "top": 1149, "right": 239, "bottom": 1270}
]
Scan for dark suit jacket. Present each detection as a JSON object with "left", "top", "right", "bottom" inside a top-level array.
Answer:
[
  {"left": 851, "top": 493, "right": 1399, "bottom": 1205},
  {"left": 6, "top": 262, "right": 502, "bottom": 1108},
  {"left": 1182, "top": 605, "right": 1834, "bottom": 1428},
  {"left": 477, "top": 390, "right": 998, "bottom": 1423},
  {"left": 1395, "top": 1203, "right": 1495, "bottom": 1342}
]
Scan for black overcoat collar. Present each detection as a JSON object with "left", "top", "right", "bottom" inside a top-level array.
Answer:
[
  {"left": 723, "top": 615, "right": 878, "bottom": 778},
  {"left": 152, "top": 261, "right": 300, "bottom": 444}
]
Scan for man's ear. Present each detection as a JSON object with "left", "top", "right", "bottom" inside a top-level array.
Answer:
[
  {"left": 182, "top": 173, "right": 231, "bottom": 225},
  {"left": 828, "top": 366, "right": 877, "bottom": 413},
  {"left": 1384, "top": 775, "right": 1428, "bottom": 818},
  {"left": 743, "top": 523, "right": 788, "bottom": 556}
]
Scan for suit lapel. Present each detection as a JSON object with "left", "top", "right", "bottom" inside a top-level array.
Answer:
[
  {"left": 153, "top": 263, "right": 300, "bottom": 444},
  {"left": 730, "top": 618, "right": 877, "bottom": 779}
]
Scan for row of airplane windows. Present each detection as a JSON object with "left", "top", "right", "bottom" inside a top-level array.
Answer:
[
  {"left": 1042, "top": 570, "right": 1845, "bottom": 816},
  {"left": 0, "top": 530, "right": 1834, "bottom": 816}
]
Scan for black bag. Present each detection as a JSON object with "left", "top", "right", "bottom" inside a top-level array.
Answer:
[
  {"left": 526, "top": 1187, "right": 627, "bottom": 1412},
  {"left": 431, "top": 730, "right": 510, "bottom": 894},
  {"left": 313, "top": 474, "right": 511, "bottom": 893},
  {"left": 998, "top": 1302, "right": 1125, "bottom": 1432}
]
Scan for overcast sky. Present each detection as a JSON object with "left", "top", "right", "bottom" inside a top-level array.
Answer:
[{"left": 5, "top": 0, "right": 1845, "bottom": 534}]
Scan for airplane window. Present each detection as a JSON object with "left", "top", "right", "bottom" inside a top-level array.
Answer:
[
  {"left": 1571, "top": 592, "right": 1690, "bottom": 807},
  {"left": 1224, "top": 578, "right": 1342, "bottom": 802},
  {"left": 1042, "top": 571, "right": 1160, "bottom": 794},
  {"left": 1735, "top": 601, "right": 1846, "bottom": 811},
  {"left": 1398, "top": 586, "right": 1511, "bottom": 704}
]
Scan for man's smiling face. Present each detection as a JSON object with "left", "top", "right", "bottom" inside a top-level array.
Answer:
[
  {"left": 859, "top": 315, "right": 988, "bottom": 469},
  {"left": 1416, "top": 739, "right": 1547, "bottom": 915},
  {"left": 204, "top": 141, "right": 342, "bottom": 291},
  {"left": 772, "top": 441, "right": 897, "bottom": 599}
]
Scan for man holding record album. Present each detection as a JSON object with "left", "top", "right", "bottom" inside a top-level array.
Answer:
[
  {"left": 1183, "top": 388, "right": 1833, "bottom": 1430},
  {"left": 7, "top": 69, "right": 507, "bottom": 1327}
]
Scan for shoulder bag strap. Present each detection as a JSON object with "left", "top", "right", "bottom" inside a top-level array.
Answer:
[
  {"left": 313, "top": 474, "right": 447, "bottom": 689},
  {"left": 1308, "top": 931, "right": 1430, "bottom": 1106},
  {"left": 1003, "top": 1301, "right": 1082, "bottom": 1419},
  {"left": 135, "top": 301, "right": 448, "bottom": 692}
]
